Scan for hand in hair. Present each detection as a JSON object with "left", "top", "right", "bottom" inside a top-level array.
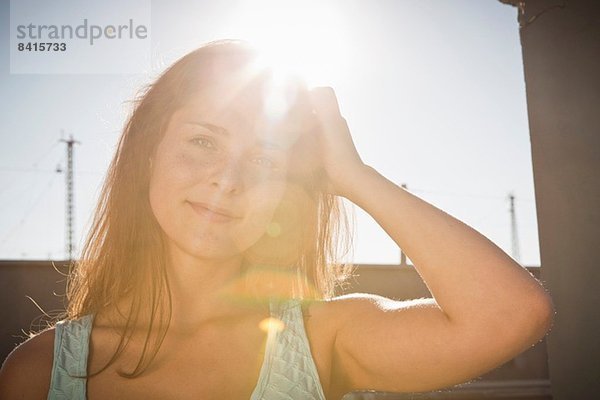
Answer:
[{"left": 309, "top": 86, "right": 368, "bottom": 198}]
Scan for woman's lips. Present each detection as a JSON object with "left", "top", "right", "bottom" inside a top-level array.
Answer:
[{"left": 187, "top": 202, "right": 240, "bottom": 223}]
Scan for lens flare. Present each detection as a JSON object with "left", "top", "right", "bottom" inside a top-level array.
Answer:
[
  {"left": 259, "top": 317, "right": 285, "bottom": 333},
  {"left": 244, "top": 183, "right": 316, "bottom": 267},
  {"left": 219, "top": 263, "right": 320, "bottom": 305},
  {"left": 266, "top": 221, "right": 282, "bottom": 238}
]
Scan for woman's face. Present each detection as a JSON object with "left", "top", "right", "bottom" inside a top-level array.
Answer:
[{"left": 148, "top": 80, "right": 295, "bottom": 263}]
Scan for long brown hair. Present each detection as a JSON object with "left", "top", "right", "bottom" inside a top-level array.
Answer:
[{"left": 66, "top": 39, "right": 355, "bottom": 377}]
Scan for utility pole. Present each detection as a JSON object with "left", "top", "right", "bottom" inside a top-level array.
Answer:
[
  {"left": 59, "top": 133, "right": 80, "bottom": 261},
  {"left": 508, "top": 191, "right": 521, "bottom": 263},
  {"left": 400, "top": 183, "right": 408, "bottom": 266}
]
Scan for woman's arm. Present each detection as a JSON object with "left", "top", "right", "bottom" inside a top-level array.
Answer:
[
  {"left": 0, "top": 328, "right": 55, "bottom": 399},
  {"left": 345, "top": 164, "right": 554, "bottom": 328},
  {"left": 308, "top": 87, "right": 555, "bottom": 394}
]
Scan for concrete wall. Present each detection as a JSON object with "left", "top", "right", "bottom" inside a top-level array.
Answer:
[
  {"left": 1, "top": 260, "right": 549, "bottom": 392},
  {"left": 515, "top": 1, "right": 600, "bottom": 398},
  {"left": 0, "top": 260, "right": 70, "bottom": 357}
]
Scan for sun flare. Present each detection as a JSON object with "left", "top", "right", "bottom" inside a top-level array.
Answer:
[{"left": 223, "top": 0, "right": 351, "bottom": 87}]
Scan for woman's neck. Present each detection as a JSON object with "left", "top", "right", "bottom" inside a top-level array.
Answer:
[{"left": 164, "top": 246, "right": 256, "bottom": 326}]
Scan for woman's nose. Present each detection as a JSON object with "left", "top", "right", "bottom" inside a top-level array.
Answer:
[{"left": 210, "top": 156, "right": 245, "bottom": 194}]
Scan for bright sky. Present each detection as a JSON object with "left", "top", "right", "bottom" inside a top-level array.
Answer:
[{"left": 0, "top": 0, "right": 541, "bottom": 266}]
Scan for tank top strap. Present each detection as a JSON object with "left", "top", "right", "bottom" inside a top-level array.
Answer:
[
  {"left": 47, "top": 300, "right": 326, "bottom": 400},
  {"left": 251, "top": 296, "right": 327, "bottom": 400},
  {"left": 47, "top": 314, "right": 94, "bottom": 400}
]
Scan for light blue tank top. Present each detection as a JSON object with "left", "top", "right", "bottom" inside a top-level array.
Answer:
[{"left": 47, "top": 297, "right": 327, "bottom": 400}]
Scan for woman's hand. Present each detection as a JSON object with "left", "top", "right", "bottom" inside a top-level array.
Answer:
[{"left": 309, "top": 87, "right": 368, "bottom": 198}]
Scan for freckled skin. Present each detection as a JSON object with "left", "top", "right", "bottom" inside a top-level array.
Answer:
[{"left": 148, "top": 88, "right": 292, "bottom": 262}]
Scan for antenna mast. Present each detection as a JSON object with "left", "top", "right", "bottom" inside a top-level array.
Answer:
[
  {"left": 508, "top": 191, "right": 521, "bottom": 263},
  {"left": 60, "top": 133, "right": 80, "bottom": 261}
]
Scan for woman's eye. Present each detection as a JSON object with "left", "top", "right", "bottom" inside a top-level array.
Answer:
[
  {"left": 191, "top": 136, "right": 216, "bottom": 149},
  {"left": 254, "top": 157, "right": 278, "bottom": 170}
]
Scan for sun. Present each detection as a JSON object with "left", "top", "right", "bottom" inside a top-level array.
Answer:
[{"left": 222, "top": 0, "right": 352, "bottom": 88}]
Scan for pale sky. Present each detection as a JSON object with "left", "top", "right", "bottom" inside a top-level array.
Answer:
[{"left": 0, "top": 0, "right": 541, "bottom": 266}]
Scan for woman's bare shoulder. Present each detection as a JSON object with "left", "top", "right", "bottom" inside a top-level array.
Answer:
[{"left": 0, "top": 327, "right": 55, "bottom": 399}]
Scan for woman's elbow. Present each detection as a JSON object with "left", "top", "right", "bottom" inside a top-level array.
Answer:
[{"left": 529, "top": 291, "right": 556, "bottom": 340}]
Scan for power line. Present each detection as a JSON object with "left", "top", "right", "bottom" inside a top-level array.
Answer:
[
  {"left": 398, "top": 183, "right": 528, "bottom": 266},
  {"left": 409, "top": 186, "right": 535, "bottom": 202},
  {"left": 0, "top": 150, "right": 66, "bottom": 210},
  {"left": 31, "top": 140, "right": 62, "bottom": 169},
  {"left": 0, "top": 167, "right": 102, "bottom": 175},
  {"left": 0, "top": 172, "right": 60, "bottom": 249},
  {"left": 0, "top": 140, "right": 63, "bottom": 197}
]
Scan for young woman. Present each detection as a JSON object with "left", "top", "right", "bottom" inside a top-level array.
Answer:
[{"left": 0, "top": 40, "right": 554, "bottom": 400}]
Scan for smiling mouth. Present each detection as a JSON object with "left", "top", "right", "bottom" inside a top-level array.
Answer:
[{"left": 187, "top": 201, "right": 241, "bottom": 223}]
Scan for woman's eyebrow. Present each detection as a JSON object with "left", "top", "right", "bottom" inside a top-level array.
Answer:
[
  {"left": 256, "top": 138, "right": 285, "bottom": 152},
  {"left": 186, "top": 120, "right": 286, "bottom": 152},
  {"left": 186, "top": 121, "right": 228, "bottom": 136}
]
